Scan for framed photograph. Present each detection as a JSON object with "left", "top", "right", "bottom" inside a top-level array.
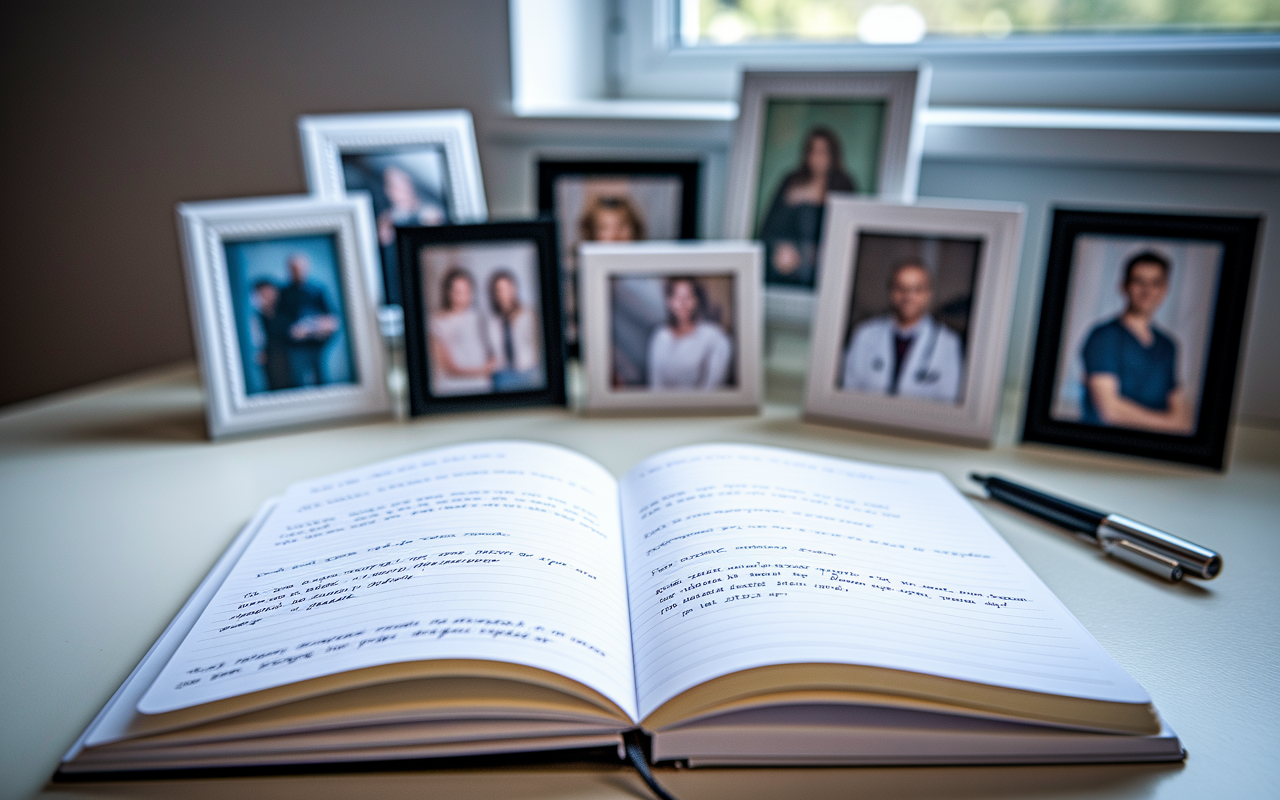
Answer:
[
  {"left": 579, "top": 241, "right": 762, "bottom": 413},
  {"left": 805, "top": 197, "right": 1025, "bottom": 445},
  {"left": 1024, "top": 208, "right": 1261, "bottom": 469},
  {"left": 299, "top": 110, "right": 488, "bottom": 306},
  {"left": 176, "top": 195, "right": 389, "bottom": 439},
  {"left": 398, "top": 221, "right": 566, "bottom": 415},
  {"left": 723, "top": 69, "right": 930, "bottom": 326},
  {"left": 537, "top": 159, "right": 700, "bottom": 355}
]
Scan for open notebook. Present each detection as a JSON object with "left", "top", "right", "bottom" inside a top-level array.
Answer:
[{"left": 60, "top": 441, "right": 1182, "bottom": 776}]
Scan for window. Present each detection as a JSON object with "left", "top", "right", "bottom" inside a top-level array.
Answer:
[
  {"left": 509, "top": 1, "right": 1280, "bottom": 115},
  {"left": 683, "top": 0, "right": 1280, "bottom": 46}
]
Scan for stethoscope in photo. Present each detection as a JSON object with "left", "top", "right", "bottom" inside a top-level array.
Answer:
[{"left": 870, "top": 321, "right": 944, "bottom": 387}]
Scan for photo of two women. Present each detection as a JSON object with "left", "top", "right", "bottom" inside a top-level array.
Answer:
[{"left": 418, "top": 242, "right": 546, "bottom": 398}]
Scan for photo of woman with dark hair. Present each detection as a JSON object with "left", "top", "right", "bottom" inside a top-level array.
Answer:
[
  {"left": 645, "top": 276, "right": 734, "bottom": 391},
  {"left": 429, "top": 267, "right": 494, "bottom": 396},
  {"left": 759, "top": 127, "right": 857, "bottom": 287},
  {"left": 486, "top": 270, "right": 545, "bottom": 392}
]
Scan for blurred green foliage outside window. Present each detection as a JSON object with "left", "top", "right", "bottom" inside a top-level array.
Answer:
[{"left": 684, "top": 0, "right": 1280, "bottom": 44}]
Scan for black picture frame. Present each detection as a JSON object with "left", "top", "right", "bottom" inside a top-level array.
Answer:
[
  {"left": 537, "top": 159, "right": 701, "bottom": 356},
  {"left": 397, "top": 220, "right": 566, "bottom": 415},
  {"left": 1023, "top": 208, "right": 1261, "bottom": 470},
  {"left": 537, "top": 160, "right": 700, "bottom": 237}
]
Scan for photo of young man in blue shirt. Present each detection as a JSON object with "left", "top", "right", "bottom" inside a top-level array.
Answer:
[{"left": 1080, "top": 251, "right": 1194, "bottom": 435}]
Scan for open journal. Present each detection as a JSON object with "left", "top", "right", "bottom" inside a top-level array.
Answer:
[{"left": 60, "top": 441, "right": 1182, "bottom": 776}]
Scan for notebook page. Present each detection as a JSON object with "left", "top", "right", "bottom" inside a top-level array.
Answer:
[
  {"left": 620, "top": 444, "right": 1149, "bottom": 721},
  {"left": 139, "top": 441, "right": 637, "bottom": 721}
]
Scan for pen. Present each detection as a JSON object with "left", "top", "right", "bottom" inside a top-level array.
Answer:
[{"left": 969, "top": 473, "right": 1222, "bottom": 582}]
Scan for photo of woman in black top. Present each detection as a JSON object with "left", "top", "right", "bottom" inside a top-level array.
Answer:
[{"left": 758, "top": 127, "right": 857, "bottom": 288}]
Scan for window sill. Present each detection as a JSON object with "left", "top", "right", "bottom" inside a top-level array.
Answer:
[
  {"left": 512, "top": 99, "right": 737, "bottom": 121},
  {"left": 511, "top": 100, "right": 1280, "bottom": 134}
]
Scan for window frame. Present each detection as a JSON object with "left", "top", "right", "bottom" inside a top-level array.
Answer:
[
  {"left": 660, "top": 0, "right": 1280, "bottom": 55},
  {"left": 615, "top": 0, "right": 1280, "bottom": 110}
]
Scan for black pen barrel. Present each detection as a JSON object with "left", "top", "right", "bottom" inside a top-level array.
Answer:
[{"left": 973, "top": 475, "right": 1106, "bottom": 536}]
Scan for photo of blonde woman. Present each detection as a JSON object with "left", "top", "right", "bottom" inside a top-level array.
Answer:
[{"left": 540, "top": 161, "right": 699, "bottom": 352}]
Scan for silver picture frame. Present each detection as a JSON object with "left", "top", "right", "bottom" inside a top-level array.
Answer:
[
  {"left": 298, "top": 109, "right": 488, "bottom": 305},
  {"left": 176, "top": 195, "right": 390, "bottom": 439},
  {"left": 579, "top": 241, "right": 763, "bottom": 413},
  {"left": 804, "top": 196, "right": 1025, "bottom": 445}
]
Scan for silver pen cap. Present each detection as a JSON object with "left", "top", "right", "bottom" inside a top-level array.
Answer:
[{"left": 1097, "top": 514, "right": 1222, "bottom": 580}]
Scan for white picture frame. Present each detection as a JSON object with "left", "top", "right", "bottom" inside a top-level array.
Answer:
[
  {"left": 724, "top": 69, "right": 930, "bottom": 328},
  {"left": 177, "top": 195, "right": 390, "bottom": 439},
  {"left": 298, "top": 109, "right": 488, "bottom": 305},
  {"left": 579, "top": 241, "right": 763, "bottom": 413},
  {"left": 805, "top": 197, "right": 1025, "bottom": 445}
]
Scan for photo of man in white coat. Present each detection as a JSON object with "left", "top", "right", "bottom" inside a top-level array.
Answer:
[{"left": 840, "top": 260, "right": 964, "bottom": 403}]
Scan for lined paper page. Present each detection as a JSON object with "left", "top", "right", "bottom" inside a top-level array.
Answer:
[
  {"left": 140, "top": 442, "right": 636, "bottom": 721},
  {"left": 620, "top": 444, "right": 1149, "bottom": 721}
]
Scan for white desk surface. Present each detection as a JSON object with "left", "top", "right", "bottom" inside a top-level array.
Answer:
[{"left": 2, "top": 362, "right": 1277, "bottom": 800}]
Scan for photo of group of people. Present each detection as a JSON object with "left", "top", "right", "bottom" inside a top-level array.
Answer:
[
  {"left": 836, "top": 233, "right": 980, "bottom": 407},
  {"left": 610, "top": 274, "right": 736, "bottom": 391},
  {"left": 417, "top": 241, "right": 547, "bottom": 398},
  {"left": 753, "top": 99, "right": 885, "bottom": 288},
  {"left": 1049, "top": 236, "right": 1220, "bottom": 437},
  {"left": 226, "top": 234, "right": 355, "bottom": 396},
  {"left": 341, "top": 147, "right": 453, "bottom": 304}
]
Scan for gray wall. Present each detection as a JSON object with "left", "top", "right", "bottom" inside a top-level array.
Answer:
[{"left": 0, "top": 0, "right": 513, "bottom": 408}]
